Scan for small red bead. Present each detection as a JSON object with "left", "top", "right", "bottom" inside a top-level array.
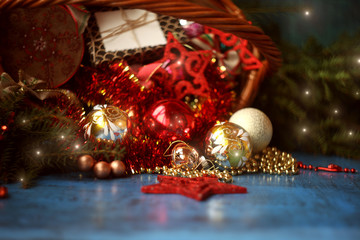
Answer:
[
  {"left": 344, "top": 168, "right": 349, "bottom": 173},
  {"left": 298, "top": 162, "right": 303, "bottom": 168},
  {"left": 303, "top": 165, "right": 307, "bottom": 169},
  {"left": 308, "top": 165, "right": 313, "bottom": 170},
  {"left": 350, "top": 168, "right": 356, "bottom": 173},
  {"left": 314, "top": 167, "right": 318, "bottom": 171}
]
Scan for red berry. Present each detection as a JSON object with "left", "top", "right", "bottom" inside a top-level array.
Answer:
[
  {"left": 314, "top": 167, "right": 318, "bottom": 172},
  {"left": 344, "top": 168, "right": 349, "bottom": 173},
  {"left": 351, "top": 168, "right": 356, "bottom": 173},
  {"left": 308, "top": 165, "right": 313, "bottom": 170}
]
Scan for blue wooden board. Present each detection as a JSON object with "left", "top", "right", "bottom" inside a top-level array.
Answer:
[{"left": 1, "top": 153, "right": 360, "bottom": 240}]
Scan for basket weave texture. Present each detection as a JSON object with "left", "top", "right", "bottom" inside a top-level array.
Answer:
[{"left": 0, "top": 0, "right": 281, "bottom": 109}]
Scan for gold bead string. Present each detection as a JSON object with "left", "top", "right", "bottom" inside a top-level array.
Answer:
[
  {"left": 256, "top": 147, "right": 299, "bottom": 175},
  {"left": 132, "top": 147, "right": 298, "bottom": 182},
  {"left": 161, "top": 165, "right": 234, "bottom": 183}
]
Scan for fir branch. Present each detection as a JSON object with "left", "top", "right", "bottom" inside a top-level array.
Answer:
[
  {"left": 0, "top": 138, "right": 18, "bottom": 184},
  {"left": 0, "top": 89, "right": 104, "bottom": 185},
  {"left": 254, "top": 31, "right": 360, "bottom": 159}
]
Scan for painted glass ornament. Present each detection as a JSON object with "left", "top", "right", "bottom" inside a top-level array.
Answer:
[
  {"left": 171, "top": 142, "right": 200, "bottom": 170},
  {"left": 83, "top": 105, "right": 129, "bottom": 142},
  {"left": 143, "top": 99, "right": 195, "bottom": 141},
  {"left": 204, "top": 122, "right": 252, "bottom": 169}
]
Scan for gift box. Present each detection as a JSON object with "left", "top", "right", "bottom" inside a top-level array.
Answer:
[{"left": 85, "top": 8, "right": 188, "bottom": 66}]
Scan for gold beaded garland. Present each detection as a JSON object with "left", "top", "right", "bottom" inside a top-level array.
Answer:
[
  {"left": 151, "top": 147, "right": 297, "bottom": 182},
  {"left": 102, "top": 146, "right": 298, "bottom": 184},
  {"left": 258, "top": 147, "right": 299, "bottom": 175}
]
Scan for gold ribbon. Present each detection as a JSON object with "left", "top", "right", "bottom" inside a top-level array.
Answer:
[{"left": 0, "top": 70, "right": 82, "bottom": 108}]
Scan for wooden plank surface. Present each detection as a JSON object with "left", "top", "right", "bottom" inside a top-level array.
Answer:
[{"left": 1, "top": 153, "right": 360, "bottom": 240}]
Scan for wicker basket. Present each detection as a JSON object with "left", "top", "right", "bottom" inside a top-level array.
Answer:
[{"left": 0, "top": 0, "right": 281, "bottom": 110}]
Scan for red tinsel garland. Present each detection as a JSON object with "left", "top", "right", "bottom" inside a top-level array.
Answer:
[{"left": 74, "top": 60, "right": 234, "bottom": 172}]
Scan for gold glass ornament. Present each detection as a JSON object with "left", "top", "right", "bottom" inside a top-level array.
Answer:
[
  {"left": 204, "top": 122, "right": 252, "bottom": 169},
  {"left": 77, "top": 155, "right": 95, "bottom": 172},
  {"left": 171, "top": 142, "right": 200, "bottom": 170},
  {"left": 110, "top": 160, "right": 126, "bottom": 177},
  {"left": 229, "top": 107, "right": 272, "bottom": 153},
  {"left": 83, "top": 105, "right": 129, "bottom": 142},
  {"left": 93, "top": 161, "right": 111, "bottom": 179}
]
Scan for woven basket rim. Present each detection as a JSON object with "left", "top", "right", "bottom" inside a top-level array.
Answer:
[
  {"left": 0, "top": 0, "right": 281, "bottom": 69},
  {"left": 0, "top": 0, "right": 281, "bottom": 109}
]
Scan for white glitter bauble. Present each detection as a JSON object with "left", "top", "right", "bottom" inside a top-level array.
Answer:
[{"left": 229, "top": 108, "right": 272, "bottom": 153}]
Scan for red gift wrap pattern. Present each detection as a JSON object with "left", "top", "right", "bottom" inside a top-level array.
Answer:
[{"left": 0, "top": 6, "right": 85, "bottom": 88}]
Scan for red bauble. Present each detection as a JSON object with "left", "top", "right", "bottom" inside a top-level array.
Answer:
[
  {"left": 0, "top": 186, "right": 8, "bottom": 198},
  {"left": 143, "top": 99, "right": 195, "bottom": 141}
]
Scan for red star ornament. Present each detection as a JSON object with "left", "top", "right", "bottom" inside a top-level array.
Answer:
[
  {"left": 141, "top": 175, "right": 247, "bottom": 201},
  {"left": 157, "top": 32, "right": 213, "bottom": 99}
]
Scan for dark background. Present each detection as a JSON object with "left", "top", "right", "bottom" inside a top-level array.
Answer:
[{"left": 234, "top": 0, "right": 360, "bottom": 46}]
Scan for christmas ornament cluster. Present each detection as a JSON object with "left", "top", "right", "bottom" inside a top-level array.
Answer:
[
  {"left": 71, "top": 24, "right": 275, "bottom": 177},
  {"left": 77, "top": 28, "right": 272, "bottom": 179},
  {"left": 0, "top": 7, "right": 278, "bottom": 184},
  {"left": 79, "top": 84, "right": 273, "bottom": 177}
]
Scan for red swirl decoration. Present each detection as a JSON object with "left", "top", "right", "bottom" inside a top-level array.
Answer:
[{"left": 157, "top": 33, "right": 212, "bottom": 99}]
